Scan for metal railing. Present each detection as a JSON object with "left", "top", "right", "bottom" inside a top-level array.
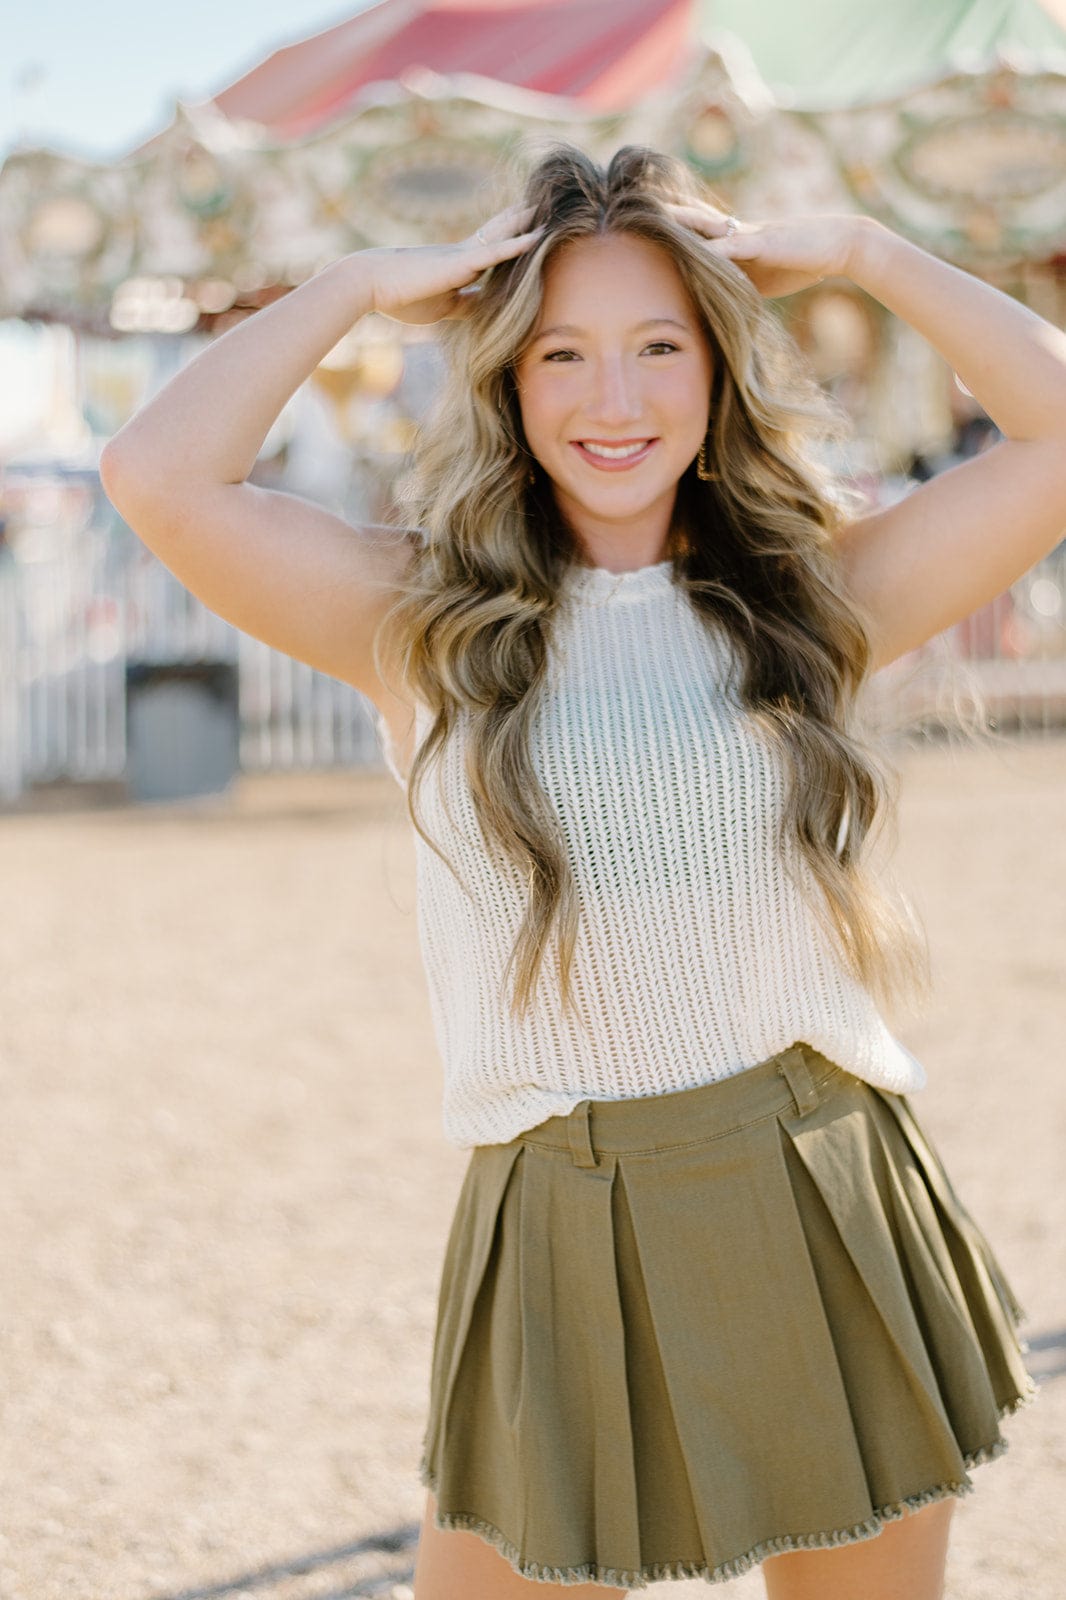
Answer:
[{"left": 0, "top": 538, "right": 382, "bottom": 804}]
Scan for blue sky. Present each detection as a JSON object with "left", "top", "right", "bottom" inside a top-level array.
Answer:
[{"left": 5, "top": 1, "right": 379, "bottom": 163}]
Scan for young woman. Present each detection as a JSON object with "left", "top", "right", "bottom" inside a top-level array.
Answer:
[{"left": 101, "top": 146, "right": 1061, "bottom": 1600}]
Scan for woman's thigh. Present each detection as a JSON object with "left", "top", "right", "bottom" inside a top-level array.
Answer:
[
  {"left": 413, "top": 1490, "right": 626, "bottom": 1600},
  {"left": 761, "top": 1495, "right": 957, "bottom": 1600}
]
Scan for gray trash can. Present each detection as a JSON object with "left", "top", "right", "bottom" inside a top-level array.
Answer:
[{"left": 125, "top": 661, "right": 239, "bottom": 802}]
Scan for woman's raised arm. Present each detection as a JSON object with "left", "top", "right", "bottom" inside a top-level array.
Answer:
[
  {"left": 831, "top": 219, "right": 1066, "bottom": 671},
  {"left": 99, "top": 208, "right": 540, "bottom": 702},
  {"left": 676, "top": 203, "right": 1066, "bottom": 673}
]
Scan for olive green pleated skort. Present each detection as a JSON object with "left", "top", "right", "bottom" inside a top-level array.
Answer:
[{"left": 419, "top": 1042, "right": 1038, "bottom": 1589}]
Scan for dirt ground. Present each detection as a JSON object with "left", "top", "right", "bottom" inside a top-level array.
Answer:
[{"left": 0, "top": 733, "right": 1063, "bottom": 1600}]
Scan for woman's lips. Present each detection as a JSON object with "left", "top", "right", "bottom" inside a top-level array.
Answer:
[{"left": 571, "top": 439, "right": 657, "bottom": 471}]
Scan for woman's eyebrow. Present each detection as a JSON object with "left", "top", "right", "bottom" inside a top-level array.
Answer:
[{"left": 529, "top": 317, "right": 693, "bottom": 343}]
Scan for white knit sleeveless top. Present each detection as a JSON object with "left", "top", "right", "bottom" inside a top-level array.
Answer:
[{"left": 377, "top": 558, "right": 925, "bottom": 1148}]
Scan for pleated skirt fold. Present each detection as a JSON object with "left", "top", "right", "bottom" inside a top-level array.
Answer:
[{"left": 420, "top": 1043, "right": 1037, "bottom": 1589}]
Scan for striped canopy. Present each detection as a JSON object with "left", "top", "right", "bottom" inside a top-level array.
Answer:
[{"left": 211, "top": 0, "right": 696, "bottom": 138}]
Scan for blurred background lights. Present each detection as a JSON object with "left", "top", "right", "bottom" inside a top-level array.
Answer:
[
  {"left": 110, "top": 276, "right": 201, "bottom": 333},
  {"left": 28, "top": 194, "right": 105, "bottom": 256},
  {"left": 1029, "top": 576, "right": 1063, "bottom": 617},
  {"left": 192, "top": 278, "right": 236, "bottom": 314}
]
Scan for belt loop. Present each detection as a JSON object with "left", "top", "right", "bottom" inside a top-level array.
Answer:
[
  {"left": 776, "top": 1046, "right": 821, "bottom": 1118},
  {"left": 567, "top": 1100, "right": 599, "bottom": 1168}
]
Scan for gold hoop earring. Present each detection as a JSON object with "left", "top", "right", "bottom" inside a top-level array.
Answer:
[{"left": 697, "top": 436, "right": 718, "bottom": 482}]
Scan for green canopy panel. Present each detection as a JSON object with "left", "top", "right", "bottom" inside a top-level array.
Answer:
[
  {"left": 703, "top": 0, "right": 1066, "bottom": 110},
  {"left": 689, "top": 6, "right": 1066, "bottom": 267}
]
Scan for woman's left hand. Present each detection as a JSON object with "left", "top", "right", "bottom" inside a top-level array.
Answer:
[{"left": 667, "top": 202, "right": 865, "bottom": 298}]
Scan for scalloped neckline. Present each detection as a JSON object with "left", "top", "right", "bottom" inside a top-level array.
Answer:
[{"left": 562, "top": 558, "right": 675, "bottom": 604}]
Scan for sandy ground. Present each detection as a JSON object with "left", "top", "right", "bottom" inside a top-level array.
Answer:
[{"left": 0, "top": 734, "right": 1063, "bottom": 1600}]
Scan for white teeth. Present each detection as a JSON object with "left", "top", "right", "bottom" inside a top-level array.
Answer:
[{"left": 581, "top": 440, "right": 649, "bottom": 460}]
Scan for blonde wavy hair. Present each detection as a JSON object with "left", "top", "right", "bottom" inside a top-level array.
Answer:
[{"left": 375, "top": 144, "right": 930, "bottom": 1022}]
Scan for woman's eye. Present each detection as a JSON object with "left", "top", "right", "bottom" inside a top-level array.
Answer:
[{"left": 540, "top": 342, "right": 679, "bottom": 362}]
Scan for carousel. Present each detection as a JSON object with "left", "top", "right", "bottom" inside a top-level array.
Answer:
[
  {"left": 3, "top": 0, "right": 1066, "bottom": 480},
  {"left": 1, "top": 0, "right": 1065, "bottom": 805}
]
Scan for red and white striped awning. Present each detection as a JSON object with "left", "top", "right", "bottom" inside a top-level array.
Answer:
[{"left": 210, "top": 0, "right": 696, "bottom": 139}]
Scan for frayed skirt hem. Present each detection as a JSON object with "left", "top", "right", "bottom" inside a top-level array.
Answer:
[{"left": 417, "top": 1384, "right": 1038, "bottom": 1590}]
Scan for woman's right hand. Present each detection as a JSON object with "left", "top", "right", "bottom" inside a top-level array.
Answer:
[{"left": 356, "top": 204, "right": 543, "bottom": 325}]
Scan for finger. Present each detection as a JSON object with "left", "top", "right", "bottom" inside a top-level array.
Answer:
[
  {"left": 502, "top": 202, "right": 538, "bottom": 230},
  {"left": 473, "top": 204, "right": 538, "bottom": 246},
  {"left": 665, "top": 201, "right": 740, "bottom": 239},
  {"left": 702, "top": 232, "right": 762, "bottom": 258},
  {"left": 664, "top": 200, "right": 726, "bottom": 223},
  {"left": 473, "top": 225, "right": 545, "bottom": 266}
]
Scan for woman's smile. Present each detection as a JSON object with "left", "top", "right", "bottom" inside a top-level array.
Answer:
[{"left": 571, "top": 438, "right": 658, "bottom": 469}]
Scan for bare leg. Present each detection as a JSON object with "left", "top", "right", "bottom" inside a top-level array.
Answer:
[
  {"left": 413, "top": 1490, "right": 626, "bottom": 1600},
  {"left": 761, "top": 1495, "right": 957, "bottom": 1600}
]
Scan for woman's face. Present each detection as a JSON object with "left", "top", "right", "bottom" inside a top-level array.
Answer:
[{"left": 515, "top": 231, "right": 713, "bottom": 558}]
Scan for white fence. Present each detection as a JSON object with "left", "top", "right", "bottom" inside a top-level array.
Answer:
[
  {"left": 2, "top": 532, "right": 1065, "bottom": 807},
  {"left": 0, "top": 539, "right": 382, "bottom": 805}
]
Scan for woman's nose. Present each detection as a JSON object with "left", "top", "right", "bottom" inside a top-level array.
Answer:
[{"left": 584, "top": 357, "right": 642, "bottom": 426}]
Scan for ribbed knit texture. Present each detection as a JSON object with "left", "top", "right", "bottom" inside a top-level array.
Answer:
[{"left": 378, "top": 558, "right": 925, "bottom": 1148}]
